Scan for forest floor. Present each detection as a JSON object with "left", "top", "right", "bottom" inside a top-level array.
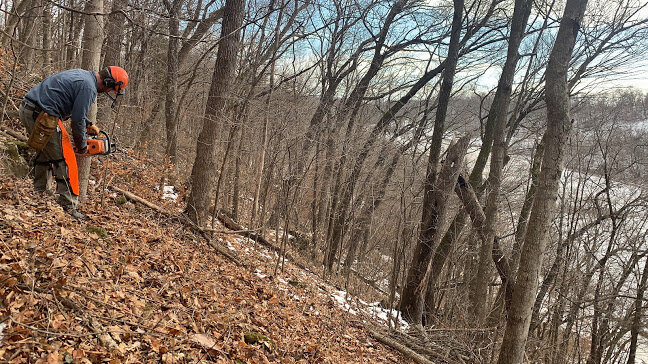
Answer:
[{"left": 0, "top": 146, "right": 408, "bottom": 363}]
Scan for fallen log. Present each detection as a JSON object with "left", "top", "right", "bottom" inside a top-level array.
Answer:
[
  {"left": 213, "top": 210, "right": 273, "bottom": 247},
  {"left": 363, "top": 325, "right": 435, "bottom": 364},
  {"left": 212, "top": 210, "right": 312, "bottom": 271}
]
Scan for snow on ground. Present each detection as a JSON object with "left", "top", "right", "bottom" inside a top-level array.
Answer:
[
  {"left": 222, "top": 232, "right": 410, "bottom": 332},
  {"left": 629, "top": 119, "right": 648, "bottom": 134},
  {"left": 226, "top": 240, "right": 236, "bottom": 251},
  {"left": 0, "top": 322, "right": 6, "bottom": 345},
  {"left": 161, "top": 185, "right": 178, "bottom": 201},
  {"left": 255, "top": 269, "right": 268, "bottom": 279},
  {"left": 267, "top": 228, "right": 294, "bottom": 240}
]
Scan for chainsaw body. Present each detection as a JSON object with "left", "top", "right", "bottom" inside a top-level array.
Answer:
[{"left": 86, "top": 131, "right": 115, "bottom": 155}]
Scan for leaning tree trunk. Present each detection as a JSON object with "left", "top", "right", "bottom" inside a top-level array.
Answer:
[
  {"left": 469, "top": 0, "right": 533, "bottom": 323},
  {"left": 2, "top": 0, "right": 32, "bottom": 47},
  {"left": 185, "top": 0, "right": 246, "bottom": 224},
  {"left": 399, "top": 0, "right": 464, "bottom": 325},
  {"left": 412, "top": 135, "right": 470, "bottom": 325},
  {"left": 497, "top": 0, "right": 588, "bottom": 362},
  {"left": 18, "top": 2, "right": 38, "bottom": 72},
  {"left": 77, "top": 0, "right": 104, "bottom": 205}
]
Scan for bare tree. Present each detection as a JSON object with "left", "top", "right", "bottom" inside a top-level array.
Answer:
[
  {"left": 399, "top": 0, "right": 465, "bottom": 324},
  {"left": 77, "top": 0, "right": 104, "bottom": 205},
  {"left": 497, "top": 0, "right": 589, "bottom": 361},
  {"left": 185, "top": 0, "right": 246, "bottom": 224}
]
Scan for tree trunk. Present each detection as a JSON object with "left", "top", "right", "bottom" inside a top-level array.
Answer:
[
  {"left": 98, "top": 0, "right": 128, "bottom": 126},
  {"left": 77, "top": 0, "right": 103, "bottom": 205},
  {"left": 41, "top": 0, "right": 52, "bottom": 66},
  {"left": 252, "top": 0, "right": 282, "bottom": 230},
  {"left": 399, "top": 0, "right": 464, "bottom": 325},
  {"left": 18, "top": 1, "right": 37, "bottom": 71},
  {"left": 102, "top": 0, "right": 128, "bottom": 66},
  {"left": 511, "top": 136, "right": 545, "bottom": 274},
  {"left": 164, "top": 0, "right": 181, "bottom": 166},
  {"left": 185, "top": 0, "right": 246, "bottom": 224},
  {"left": 66, "top": 0, "right": 83, "bottom": 68},
  {"left": 2, "top": 0, "right": 31, "bottom": 47},
  {"left": 497, "top": 0, "right": 588, "bottom": 361},
  {"left": 413, "top": 135, "right": 470, "bottom": 325},
  {"left": 232, "top": 127, "right": 244, "bottom": 220},
  {"left": 627, "top": 258, "right": 648, "bottom": 364},
  {"left": 469, "top": 0, "right": 533, "bottom": 323}
]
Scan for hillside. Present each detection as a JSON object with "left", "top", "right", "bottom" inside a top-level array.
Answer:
[{"left": 0, "top": 149, "right": 407, "bottom": 363}]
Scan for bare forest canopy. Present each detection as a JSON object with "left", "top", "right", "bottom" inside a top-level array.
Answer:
[{"left": 2, "top": 0, "right": 648, "bottom": 362}]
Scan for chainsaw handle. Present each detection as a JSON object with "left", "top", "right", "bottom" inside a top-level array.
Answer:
[
  {"left": 86, "top": 130, "right": 114, "bottom": 155},
  {"left": 99, "top": 130, "right": 112, "bottom": 154}
]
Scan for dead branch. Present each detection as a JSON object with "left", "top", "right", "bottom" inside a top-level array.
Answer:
[
  {"left": 363, "top": 325, "right": 436, "bottom": 364},
  {"left": 0, "top": 126, "right": 26, "bottom": 142}
]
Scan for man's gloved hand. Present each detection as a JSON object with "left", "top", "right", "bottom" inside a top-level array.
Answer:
[
  {"left": 75, "top": 146, "right": 88, "bottom": 155},
  {"left": 87, "top": 124, "right": 100, "bottom": 136}
]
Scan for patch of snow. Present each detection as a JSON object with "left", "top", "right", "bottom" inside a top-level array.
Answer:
[
  {"left": 161, "top": 185, "right": 178, "bottom": 201},
  {"left": 330, "top": 290, "right": 356, "bottom": 314},
  {"left": 288, "top": 292, "right": 305, "bottom": 301},
  {"left": 254, "top": 269, "right": 268, "bottom": 279},
  {"left": 629, "top": 119, "right": 648, "bottom": 134},
  {"left": 257, "top": 249, "right": 275, "bottom": 260},
  {"left": 226, "top": 241, "right": 236, "bottom": 251},
  {"left": 0, "top": 322, "right": 6, "bottom": 344},
  {"left": 326, "top": 289, "right": 410, "bottom": 329}
]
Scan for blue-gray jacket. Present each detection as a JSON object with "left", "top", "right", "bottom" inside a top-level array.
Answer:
[{"left": 25, "top": 69, "right": 98, "bottom": 150}]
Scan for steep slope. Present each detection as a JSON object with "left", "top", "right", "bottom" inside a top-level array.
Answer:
[{"left": 0, "top": 152, "right": 406, "bottom": 363}]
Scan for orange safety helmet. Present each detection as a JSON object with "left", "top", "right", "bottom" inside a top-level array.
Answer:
[{"left": 103, "top": 66, "right": 129, "bottom": 94}]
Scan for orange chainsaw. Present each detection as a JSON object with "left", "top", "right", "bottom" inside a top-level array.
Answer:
[{"left": 86, "top": 131, "right": 115, "bottom": 155}]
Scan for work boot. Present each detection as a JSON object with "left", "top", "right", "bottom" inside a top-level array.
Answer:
[
  {"left": 67, "top": 209, "right": 86, "bottom": 219},
  {"left": 35, "top": 188, "right": 54, "bottom": 197},
  {"left": 58, "top": 197, "right": 85, "bottom": 219}
]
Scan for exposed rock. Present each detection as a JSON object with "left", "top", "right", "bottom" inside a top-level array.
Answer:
[{"left": 1, "top": 139, "right": 30, "bottom": 177}]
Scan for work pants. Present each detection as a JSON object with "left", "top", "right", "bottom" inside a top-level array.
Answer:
[{"left": 19, "top": 103, "right": 78, "bottom": 209}]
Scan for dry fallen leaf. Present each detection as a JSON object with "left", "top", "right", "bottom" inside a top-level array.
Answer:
[
  {"left": 47, "top": 351, "right": 60, "bottom": 364},
  {"left": 72, "top": 348, "right": 85, "bottom": 359},
  {"left": 192, "top": 333, "right": 217, "bottom": 349}
]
